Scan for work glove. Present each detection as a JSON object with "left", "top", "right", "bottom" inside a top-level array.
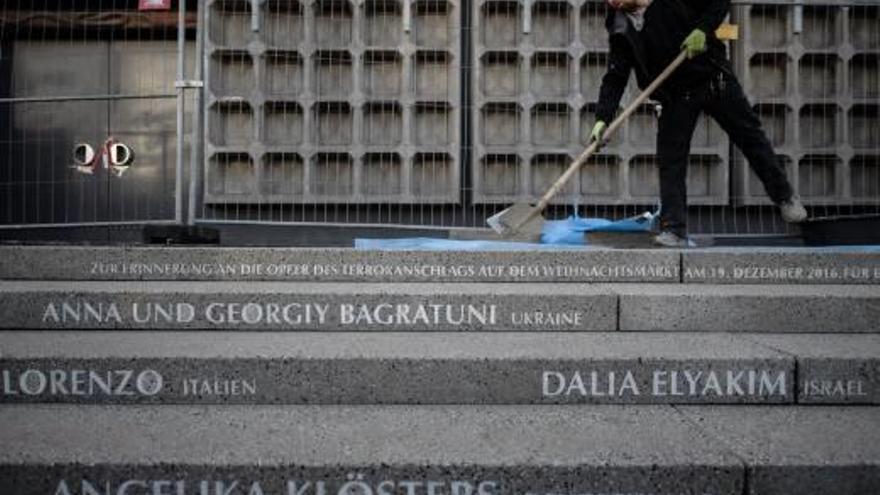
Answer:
[
  {"left": 590, "top": 121, "right": 607, "bottom": 147},
  {"left": 681, "top": 29, "right": 707, "bottom": 59}
]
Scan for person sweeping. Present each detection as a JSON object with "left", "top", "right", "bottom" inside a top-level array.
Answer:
[{"left": 591, "top": 0, "right": 807, "bottom": 247}]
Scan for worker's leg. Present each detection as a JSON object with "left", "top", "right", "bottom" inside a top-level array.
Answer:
[
  {"left": 656, "top": 94, "right": 701, "bottom": 236},
  {"left": 704, "top": 73, "right": 794, "bottom": 203}
]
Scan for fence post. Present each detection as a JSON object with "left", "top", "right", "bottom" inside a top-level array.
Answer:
[
  {"left": 189, "top": 0, "right": 206, "bottom": 225},
  {"left": 175, "top": 0, "right": 187, "bottom": 224}
]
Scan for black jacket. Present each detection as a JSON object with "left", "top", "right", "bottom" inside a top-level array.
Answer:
[{"left": 595, "top": 0, "right": 732, "bottom": 123}]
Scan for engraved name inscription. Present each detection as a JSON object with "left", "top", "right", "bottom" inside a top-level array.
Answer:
[
  {"left": 39, "top": 301, "right": 501, "bottom": 327},
  {"left": 52, "top": 476, "right": 500, "bottom": 495},
  {"left": 543, "top": 370, "right": 788, "bottom": 398}
]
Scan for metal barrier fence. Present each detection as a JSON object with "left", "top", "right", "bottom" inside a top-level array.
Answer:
[
  {"left": 196, "top": 0, "right": 465, "bottom": 227},
  {"left": 194, "top": 0, "right": 880, "bottom": 234},
  {"left": 0, "top": 0, "right": 196, "bottom": 228},
  {"left": 726, "top": 1, "right": 880, "bottom": 234},
  {"left": 1, "top": 1, "right": 878, "bottom": 235}
]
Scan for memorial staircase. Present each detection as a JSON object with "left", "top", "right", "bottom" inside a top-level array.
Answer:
[{"left": 0, "top": 245, "right": 878, "bottom": 494}]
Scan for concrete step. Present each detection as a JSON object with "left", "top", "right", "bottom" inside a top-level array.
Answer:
[
  {"left": 2, "top": 245, "right": 880, "bottom": 284},
  {"left": 1, "top": 281, "right": 878, "bottom": 332},
  {"left": 675, "top": 406, "right": 880, "bottom": 495},
  {"left": 1, "top": 332, "right": 877, "bottom": 405},
  {"left": 616, "top": 284, "right": 879, "bottom": 333},
  {"left": 747, "top": 334, "right": 880, "bottom": 404},
  {"left": 0, "top": 246, "right": 680, "bottom": 283},
  {"left": 1, "top": 404, "right": 878, "bottom": 494},
  {"left": 683, "top": 247, "right": 880, "bottom": 284},
  {"left": 0, "top": 281, "right": 617, "bottom": 331},
  {"left": 0, "top": 331, "right": 791, "bottom": 405}
]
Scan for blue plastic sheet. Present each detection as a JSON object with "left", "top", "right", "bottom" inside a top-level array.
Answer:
[
  {"left": 355, "top": 212, "right": 657, "bottom": 250},
  {"left": 354, "top": 238, "right": 582, "bottom": 251},
  {"left": 540, "top": 211, "right": 656, "bottom": 245}
]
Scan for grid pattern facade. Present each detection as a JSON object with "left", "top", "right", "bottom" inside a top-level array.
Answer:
[
  {"left": 731, "top": 3, "right": 880, "bottom": 205},
  {"left": 204, "top": 0, "right": 462, "bottom": 204},
  {"left": 201, "top": 1, "right": 879, "bottom": 209},
  {"left": 471, "top": 0, "right": 730, "bottom": 205}
]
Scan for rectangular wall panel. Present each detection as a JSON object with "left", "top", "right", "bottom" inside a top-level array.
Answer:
[
  {"left": 732, "top": 3, "right": 880, "bottom": 206},
  {"left": 204, "top": 0, "right": 462, "bottom": 204}
]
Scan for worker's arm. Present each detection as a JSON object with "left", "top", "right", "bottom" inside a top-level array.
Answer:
[
  {"left": 595, "top": 38, "right": 633, "bottom": 124},
  {"left": 694, "top": 0, "right": 730, "bottom": 35}
]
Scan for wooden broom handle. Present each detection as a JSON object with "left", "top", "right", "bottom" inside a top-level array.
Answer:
[{"left": 533, "top": 50, "right": 689, "bottom": 213}]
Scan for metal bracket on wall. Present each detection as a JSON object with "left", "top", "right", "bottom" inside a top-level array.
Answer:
[
  {"left": 523, "top": 0, "right": 533, "bottom": 34},
  {"left": 403, "top": 0, "right": 412, "bottom": 33},
  {"left": 175, "top": 80, "right": 205, "bottom": 89},
  {"left": 793, "top": 1, "right": 804, "bottom": 34},
  {"left": 251, "top": 0, "right": 261, "bottom": 33}
]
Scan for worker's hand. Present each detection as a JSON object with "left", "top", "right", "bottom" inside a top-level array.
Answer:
[
  {"left": 590, "top": 121, "right": 607, "bottom": 147},
  {"left": 681, "top": 29, "right": 707, "bottom": 59}
]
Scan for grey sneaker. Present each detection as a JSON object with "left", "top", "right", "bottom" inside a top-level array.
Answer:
[
  {"left": 653, "top": 231, "right": 689, "bottom": 248},
  {"left": 779, "top": 196, "right": 807, "bottom": 223}
]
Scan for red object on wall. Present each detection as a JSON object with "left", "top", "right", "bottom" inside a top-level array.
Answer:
[{"left": 139, "top": 0, "right": 172, "bottom": 10}]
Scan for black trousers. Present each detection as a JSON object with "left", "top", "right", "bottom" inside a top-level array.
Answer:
[{"left": 656, "top": 72, "right": 794, "bottom": 236}]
